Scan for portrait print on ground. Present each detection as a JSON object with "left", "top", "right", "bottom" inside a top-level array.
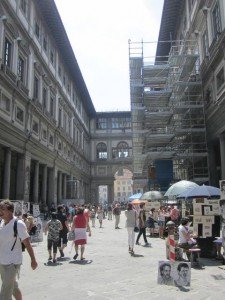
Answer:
[
  {"left": 220, "top": 180, "right": 225, "bottom": 200},
  {"left": 158, "top": 261, "right": 191, "bottom": 287}
]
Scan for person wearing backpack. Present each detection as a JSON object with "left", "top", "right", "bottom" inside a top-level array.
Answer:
[{"left": 0, "top": 199, "right": 38, "bottom": 300}]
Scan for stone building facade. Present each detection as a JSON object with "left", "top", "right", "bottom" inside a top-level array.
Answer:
[{"left": 0, "top": 0, "right": 132, "bottom": 207}]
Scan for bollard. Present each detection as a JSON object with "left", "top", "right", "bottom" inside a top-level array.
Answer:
[
  {"left": 166, "top": 221, "right": 176, "bottom": 261},
  {"left": 169, "top": 235, "right": 175, "bottom": 261}
]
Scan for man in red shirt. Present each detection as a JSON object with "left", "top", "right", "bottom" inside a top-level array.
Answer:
[{"left": 170, "top": 205, "right": 180, "bottom": 225}]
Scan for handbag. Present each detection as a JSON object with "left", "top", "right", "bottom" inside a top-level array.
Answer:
[
  {"left": 67, "top": 230, "right": 75, "bottom": 241},
  {"left": 134, "top": 226, "right": 139, "bottom": 233}
]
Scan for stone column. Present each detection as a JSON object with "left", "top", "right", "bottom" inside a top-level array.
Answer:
[
  {"left": 76, "top": 180, "right": 80, "bottom": 199},
  {"left": 33, "top": 160, "right": 39, "bottom": 203},
  {"left": 58, "top": 171, "right": 62, "bottom": 202},
  {"left": 63, "top": 174, "right": 67, "bottom": 200},
  {"left": 3, "top": 148, "right": 11, "bottom": 199},
  {"left": 24, "top": 152, "right": 31, "bottom": 202},
  {"left": 48, "top": 167, "right": 53, "bottom": 207},
  {"left": 16, "top": 154, "right": 25, "bottom": 200},
  {"left": 108, "top": 184, "right": 114, "bottom": 204},
  {"left": 41, "top": 164, "right": 47, "bottom": 206},
  {"left": 220, "top": 135, "right": 225, "bottom": 180}
]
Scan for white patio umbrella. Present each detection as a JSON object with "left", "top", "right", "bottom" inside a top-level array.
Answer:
[
  {"left": 177, "top": 185, "right": 220, "bottom": 199},
  {"left": 140, "top": 191, "right": 163, "bottom": 201},
  {"left": 164, "top": 180, "right": 199, "bottom": 199}
]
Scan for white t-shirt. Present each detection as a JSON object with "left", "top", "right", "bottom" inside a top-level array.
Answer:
[
  {"left": 178, "top": 225, "right": 189, "bottom": 244},
  {"left": 0, "top": 216, "right": 29, "bottom": 265}
]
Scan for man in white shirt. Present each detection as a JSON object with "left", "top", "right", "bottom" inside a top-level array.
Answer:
[{"left": 0, "top": 199, "right": 38, "bottom": 300}]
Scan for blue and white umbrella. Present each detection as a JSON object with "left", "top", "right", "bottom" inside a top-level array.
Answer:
[
  {"left": 164, "top": 180, "right": 199, "bottom": 199},
  {"left": 177, "top": 185, "right": 220, "bottom": 199},
  {"left": 140, "top": 191, "right": 163, "bottom": 201},
  {"left": 128, "top": 193, "right": 142, "bottom": 201}
]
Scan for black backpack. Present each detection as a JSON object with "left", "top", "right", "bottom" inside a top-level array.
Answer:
[{"left": 11, "top": 219, "right": 26, "bottom": 252}]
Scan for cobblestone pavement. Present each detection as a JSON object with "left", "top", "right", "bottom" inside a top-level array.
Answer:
[{"left": 7, "top": 213, "right": 225, "bottom": 299}]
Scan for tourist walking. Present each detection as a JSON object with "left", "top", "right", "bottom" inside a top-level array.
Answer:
[
  {"left": 72, "top": 208, "right": 91, "bottom": 260},
  {"left": 57, "top": 205, "right": 70, "bottom": 257},
  {"left": 0, "top": 199, "right": 38, "bottom": 300},
  {"left": 113, "top": 203, "right": 121, "bottom": 229},
  {"left": 107, "top": 204, "right": 113, "bottom": 220},
  {"left": 97, "top": 205, "right": 104, "bottom": 228},
  {"left": 90, "top": 208, "right": 96, "bottom": 227},
  {"left": 147, "top": 208, "right": 157, "bottom": 237},
  {"left": 125, "top": 203, "right": 136, "bottom": 255},
  {"left": 45, "top": 212, "right": 62, "bottom": 263},
  {"left": 158, "top": 206, "right": 166, "bottom": 239},
  {"left": 136, "top": 202, "right": 149, "bottom": 246}
]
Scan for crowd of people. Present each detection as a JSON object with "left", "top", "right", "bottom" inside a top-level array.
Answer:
[{"left": 1, "top": 196, "right": 224, "bottom": 298}]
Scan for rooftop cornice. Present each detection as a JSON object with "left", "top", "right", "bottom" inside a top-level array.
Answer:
[{"left": 34, "top": 0, "right": 96, "bottom": 117}]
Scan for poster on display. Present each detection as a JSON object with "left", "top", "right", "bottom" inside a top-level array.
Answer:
[
  {"left": 32, "top": 204, "right": 43, "bottom": 242},
  {"left": 220, "top": 200, "right": 225, "bottom": 222},
  {"left": 157, "top": 261, "right": 191, "bottom": 287},
  {"left": 192, "top": 198, "right": 219, "bottom": 237},
  {"left": 11, "top": 200, "right": 30, "bottom": 217},
  {"left": 193, "top": 204, "right": 201, "bottom": 215},
  {"left": 202, "top": 225, "right": 212, "bottom": 238},
  {"left": 32, "top": 204, "right": 40, "bottom": 218},
  {"left": 220, "top": 180, "right": 225, "bottom": 199}
]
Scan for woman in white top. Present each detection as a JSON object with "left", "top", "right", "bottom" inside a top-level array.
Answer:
[
  {"left": 97, "top": 205, "right": 104, "bottom": 228},
  {"left": 125, "top": 203, "right": 136, "bottom": 255},
  {"left": 178, "top": 217, "right": 198, "bottom": 261}
]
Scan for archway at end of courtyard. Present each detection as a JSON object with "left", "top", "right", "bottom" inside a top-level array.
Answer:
[
  {"left": 114, "top": 168, "right": 133, "bottom": 208},
  {"left": 98, "top": 185, "right": 108, "bottom": 205}
]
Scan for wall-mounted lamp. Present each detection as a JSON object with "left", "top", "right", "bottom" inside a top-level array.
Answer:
[
  {"left": 0, "top": 15, "right": 8, "bottom": 22},
  {"left": 202, "top": 6, "right": 208, "bottom": 15},
  {"left": 16, "top": 37, "right": 22, "bottom": 44}
]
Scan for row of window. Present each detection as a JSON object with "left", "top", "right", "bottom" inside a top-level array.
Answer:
[
  {"left": 96, "top": 117, "right": 131, "bottom": 129},
  {"left": 0, "top": 90, "right": 87, "bottom": 156},
  {"left": 116, "top": 181, "right": 132, "bottom": 185},
  {"left": 3, "top": 4, "right": 89, "bottom": 129},
  {"left": 116, "top": 186, "right": 132, "bottom": 192},
  {"left": 96, "top": 142, "right": 131, "bottom": 160},
  {"left": 202, "top": 2, "right": 222, "bottom": 58},
  {"left": 3, "top": 34, "right": 89, "bottom": 150}
]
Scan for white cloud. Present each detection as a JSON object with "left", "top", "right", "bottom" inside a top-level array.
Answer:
[{"left": 54, "top": 0, "right": 164, "bottom": 111}]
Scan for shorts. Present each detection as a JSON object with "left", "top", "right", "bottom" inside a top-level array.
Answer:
[
  {"left": 47, "top": 239, "right": 59, "bottom": 253},
  {"left": 147, "top": 218, "right": 155, "bottom": 228},
  {"left": 158, "top": 221, "right": 165, "bottom": 227},
  {"left": 57, "top": 231, "right": 68, "bottom": 247},
  {"left": 0, "top": 264, "right": 20, "bottom": 299}
]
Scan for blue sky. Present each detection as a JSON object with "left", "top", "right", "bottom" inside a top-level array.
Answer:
[{"left": 54, "top": 0, "right": 164, "bottom": 112}]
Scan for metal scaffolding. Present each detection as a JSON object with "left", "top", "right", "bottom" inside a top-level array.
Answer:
[{"left": 129, "top": 40, "right": 209, "bottom": 191}]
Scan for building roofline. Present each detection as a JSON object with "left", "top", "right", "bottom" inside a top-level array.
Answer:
[
  {"left": 35, "top": 0, "right": 96, "bottom": 117},
  {"left": 156, "top": 0, "right": 184, "bottom": 62}
]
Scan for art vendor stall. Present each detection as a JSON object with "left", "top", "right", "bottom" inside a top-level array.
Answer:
[{"left": 183, "top": 198, "right": 221, "bottom": 258}]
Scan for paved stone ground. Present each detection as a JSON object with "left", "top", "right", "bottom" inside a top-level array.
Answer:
[{"left": 6, "top": 213, "right": 225, "bottom": 299}]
